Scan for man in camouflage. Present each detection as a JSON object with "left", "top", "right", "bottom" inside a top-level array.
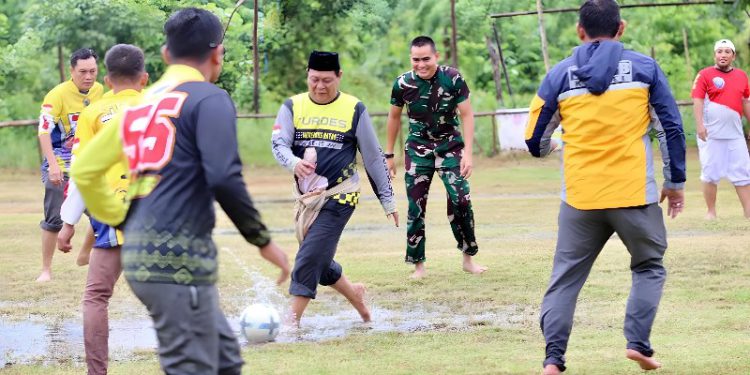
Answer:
[{"left": 385, "top": 35, "right": 487, "bottom": 279}]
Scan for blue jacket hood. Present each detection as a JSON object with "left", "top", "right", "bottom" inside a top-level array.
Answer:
[{"left": 572, "top": 40, "right": 624, "bottom": 95}]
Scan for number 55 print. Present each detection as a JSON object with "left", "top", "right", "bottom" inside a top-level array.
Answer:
[{"left": 121, "top": 92, "right": 187, "bottom": 173}]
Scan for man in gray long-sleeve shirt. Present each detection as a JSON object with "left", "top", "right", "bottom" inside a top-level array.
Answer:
[{"left": 272, "top": 51, "right": 398, "bottom": 326}]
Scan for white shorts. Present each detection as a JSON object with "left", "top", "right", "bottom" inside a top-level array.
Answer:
[{"left": 697, "top": 136, "right": 750, "bottom": 186}]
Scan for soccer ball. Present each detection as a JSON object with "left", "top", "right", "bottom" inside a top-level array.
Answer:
[{"left": 239, "top": 303, "right": 281, "bottom": 344}]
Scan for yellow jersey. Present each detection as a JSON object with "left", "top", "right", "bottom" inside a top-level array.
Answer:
[
  {"left": 38, "top": 79, "right": 103, "bottom": 171},
  {"left": 73, "top": 89, "right": 141, "bottom": 197},
  {"left": 73, "top": 65, "right": 204, "bottom": 226}
]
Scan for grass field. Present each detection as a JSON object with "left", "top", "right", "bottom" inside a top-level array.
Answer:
[{"left": 2, "top": 148, "right": 750, "bottom": 374}]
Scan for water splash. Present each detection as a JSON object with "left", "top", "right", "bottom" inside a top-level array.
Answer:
[
  {"left": 221, "top": 247, "right": 529, "bottom": 344},
  {"left": 1, "top": 248, "right": 530, "bottom": 367},
  {"left": 222, "top": 246, "right": 289, "bottom": 310}
]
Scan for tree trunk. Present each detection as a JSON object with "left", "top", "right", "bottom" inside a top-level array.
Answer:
[
  {"left": 57, "top": 43, "right": 65, "bottom": 83},
  {"left": 485, "top": 36, "right": 504, "bottom": 107},
  {"left": 450, "top": 0, "right": 459, "bottom": 69},
  {"left": 443, "top": 26, "right": 452, "bottom": 64}
]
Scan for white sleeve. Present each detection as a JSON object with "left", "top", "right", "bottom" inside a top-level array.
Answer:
[
  {"left": 271, "top": 100, "right": 301, "bottom": 173},
  {"left": 60, "top": 179, "right": 86, "bottom": 225}
]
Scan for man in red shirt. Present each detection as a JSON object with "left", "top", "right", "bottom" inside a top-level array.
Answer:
[{"left": 692, "top": 39, "right": 750, "bottom": 219}]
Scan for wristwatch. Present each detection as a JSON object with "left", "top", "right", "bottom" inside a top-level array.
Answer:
[{"left": 384, "top": 153, "right": 395, "bottom": 159}]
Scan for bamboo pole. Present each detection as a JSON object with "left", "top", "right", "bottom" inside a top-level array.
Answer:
[
  {"left": 253, "top": 0, "right": 260, "bottom": 113},
  {"left": 492, "top": 22, "right": 514, "bottom": 103},
  {"left": 682, "top": 28, "right": 694, "bottom": 81},
  {"left": 489, "top": 0, "right": 733, "bottom": 18},
  {"left": 536, "top": 0, "right": 551, "bottom": 72},
  {"left": 0, "top": 101, "right": 698, "bottom": 129}
]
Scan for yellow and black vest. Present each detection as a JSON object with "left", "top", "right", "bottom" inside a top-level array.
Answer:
[{"left": 289, "top": 92, "right": 364, "bottom": 188}]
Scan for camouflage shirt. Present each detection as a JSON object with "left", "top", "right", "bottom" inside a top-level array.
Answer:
[{"left": 390, "top": 65, "right": 470, "bottom": 141}]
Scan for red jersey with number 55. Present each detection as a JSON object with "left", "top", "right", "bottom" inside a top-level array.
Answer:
[
  {"left": 691, "top": 67, "right": 750, "bottom": 140},
  {"left": 73, "top": 64, "right": 271, "bottom": 286}
]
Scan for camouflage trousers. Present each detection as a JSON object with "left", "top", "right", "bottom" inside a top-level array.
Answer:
[{"left": 404, "top": 136, "right": 478, "bottom": 264}]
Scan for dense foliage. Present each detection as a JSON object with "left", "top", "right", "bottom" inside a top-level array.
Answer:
[{"left": 0, "top": 0, "right": 748, "bottom": 119}]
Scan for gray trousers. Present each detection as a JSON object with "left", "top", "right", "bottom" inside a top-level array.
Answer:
[
  {"left": 39, "top": 168, "right": 67, "bottom": 232},
  {"left": 540, "top": 202, "right": 667, "bottom": 371},
  {"left": 128, "top": 281, "right": 244, "bottom": 375}
]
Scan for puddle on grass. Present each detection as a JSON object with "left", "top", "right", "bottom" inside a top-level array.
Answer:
[
  {"left": 2, "top": 305, "right": 526, "bottom": 368},
  {"left": 279, "top": 304, "right": 527, "bottom": 344},
  {"left": 2, "top": 248, "right": 529, "bottom": 368},
  {"left": 0, "top": 317, "right": 158, "bottom": 368}
]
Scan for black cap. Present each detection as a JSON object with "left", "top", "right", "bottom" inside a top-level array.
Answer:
[
  {"left": 308, "top": 51, "right": 340, "bottom": 72},
  {"left": 164, "top": 8, "right": 223, "bottom": 60}
]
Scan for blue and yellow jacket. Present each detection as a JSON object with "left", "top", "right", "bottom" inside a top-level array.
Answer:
[{"left": 525, "top": 41, "right": 686, "bottom": 210}]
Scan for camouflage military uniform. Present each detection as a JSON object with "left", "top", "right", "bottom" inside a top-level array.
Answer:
[{"left": 390, "top": 65, "right": 478, "bottom": 264}]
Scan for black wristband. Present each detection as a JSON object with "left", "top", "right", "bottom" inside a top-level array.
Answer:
[{"left": 384, "top": 153, "right": 395, "bottom": 159}]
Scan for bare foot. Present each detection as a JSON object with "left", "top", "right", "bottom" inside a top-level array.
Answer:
[
  {"left": 35, "top": 271, "right": 51, "bottom": 282},
  {"left": 409, "top": 269, "right": 426, "bottom": 279},
  {"left": 289, "top": 296, "right": 311, "bottom": 328},
  {"left": 409, "top": 262, "right": 426, "bottom": 279},
  {"left": 284, "top": 310, "right": 300, "bottom": 328},
  {"left": 462, "top": 256, "right": 488, "bottom": 274},
  {"left": 626, "top": 349, "right": 661, "bottom": 370},
  {"left": 350, "top": 283, "right": 371, "bottom": 322},
  {"left": 76, "top": 247, "right": 91, "bottom": 266},
  {"left": 705, "top": 212, "right": 717, "bottom": 220},
  {"left": 542, "top": 364, "right": 561, "bottom": 375}
]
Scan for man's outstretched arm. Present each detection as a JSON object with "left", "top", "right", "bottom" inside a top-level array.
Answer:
[
  {"left": 195, "top": 92, "right": 290, "bottom": 283},
  {"left": 525, "top": 75, "right": 561, "bottom": 158},
  {"left": 385, "top": 105, "right": 403, "bottom": 178}
]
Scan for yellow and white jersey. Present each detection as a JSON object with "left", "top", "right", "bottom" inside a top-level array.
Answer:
[
  {"left": 38, "top": 79, "right": 103, "bottom": 172},
  {"left": 39, "top": 80, "right": 104, "bottom": 147}
]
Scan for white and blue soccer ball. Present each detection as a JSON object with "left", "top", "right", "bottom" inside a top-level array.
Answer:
[{"left": 239, "top": 303, "right": 281, "bottom": 344}]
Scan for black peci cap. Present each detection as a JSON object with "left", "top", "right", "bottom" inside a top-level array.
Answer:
[
  {"left": 308, "top": 51, "right": 340, "bottom": 72},
  {"left": 164, "top": 7, "right": 223, "bottom": 60}
]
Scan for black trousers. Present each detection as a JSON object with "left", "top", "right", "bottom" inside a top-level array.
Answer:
[{"left": 289, "top": 199, "right": 354, "bottom": 298}]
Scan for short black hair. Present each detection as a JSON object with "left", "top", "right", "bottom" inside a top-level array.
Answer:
[
  {"left": 411, "top": 36, "right": 436, "bottom": 52},
  {"left": 104, "top": 44, "right": 145, "bottom": 83},
  {"left": 70, "top": 48, "right": 98, "bottom": 68},
  {"left": 579, "top": 0, "right": 621, "bottom": 39},
  {"left": 164, "top": 7, "right": 223, "bottom": 61}
]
